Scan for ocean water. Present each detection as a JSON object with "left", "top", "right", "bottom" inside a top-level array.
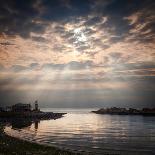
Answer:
[{"left": 4, "top": 108, "right": 155, "bottom": 155}]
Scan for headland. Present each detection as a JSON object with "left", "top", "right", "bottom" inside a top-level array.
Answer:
[{"left": 92, "top": 107, "right": 155, "bottom": 116}]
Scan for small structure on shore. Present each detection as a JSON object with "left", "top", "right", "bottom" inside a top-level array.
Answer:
[
  {"left": 12, "top": 103, "right": 31, "bottom": 112},
  {"left": 0, "top": 100, "right": 66, "bottom": 120},
  {"left": 0, "top": 107, "right": 3, "bottom": 112},
  {"left": 3, "top": 100, "right": 40, "bottom": 113}
]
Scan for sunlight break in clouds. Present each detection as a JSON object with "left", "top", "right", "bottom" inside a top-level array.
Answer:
[{"left": 0, "top": 0, "right": 155, "bottom": 107}]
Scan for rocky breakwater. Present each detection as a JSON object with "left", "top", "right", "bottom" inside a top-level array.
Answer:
[{"left": 0, "top": 111, "right": 67, "bottom": 121}]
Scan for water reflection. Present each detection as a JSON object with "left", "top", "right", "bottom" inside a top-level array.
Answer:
[
  {"left": 34, "top": 121, "right": 39, "bottom": 130},
  {"left": 11, "top": 119, "right": 33, "bottom": 129},
  {"left": 4, "top": 109, "right": 155, "bottom": 155},
  {"left": 0, "top": 118, "right": 40, "bottom": 131}
]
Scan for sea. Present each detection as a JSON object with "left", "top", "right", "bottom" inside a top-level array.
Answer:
[{"left": 4, "top": 108, "right": 155, "bottom": 155}]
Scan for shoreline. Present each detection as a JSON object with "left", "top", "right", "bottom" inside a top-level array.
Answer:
[
  {"left": 0, "top": 124, "right": 81, "bottom": 155},
  {"left": 92, "top": 107, "right": 155, "bottom": 116},
  {"left": 2, "top": 127, "right": 124, "bottom": 155},
  {"left": 2, "top": 124, "right": 124, "bottom": 155}
]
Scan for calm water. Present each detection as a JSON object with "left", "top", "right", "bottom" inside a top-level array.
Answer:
[{"left": 4, "top": 108, "right": 155, "bottom": 155}]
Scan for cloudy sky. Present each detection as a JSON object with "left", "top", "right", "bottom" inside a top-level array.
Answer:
[{"left": 0, "top": 0, "right": 155, "bottom": 108}]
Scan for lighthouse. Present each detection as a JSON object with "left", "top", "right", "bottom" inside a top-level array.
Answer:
[{"left": 34, "top": 100, "right": 39, "bottom": 111}]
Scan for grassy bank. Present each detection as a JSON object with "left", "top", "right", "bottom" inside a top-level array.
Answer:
[{"left": 0, "top": 124, "right": 81, "bottom": 155}]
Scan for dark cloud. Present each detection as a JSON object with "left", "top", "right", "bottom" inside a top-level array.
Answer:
[
  {"left": 11, "top": 65, "right": 28, "bottom": 72},
  {"left": 0, "top": 61, "right": 94, "bottom": 72},
  {"left": 114, "top": 62, "right": 155, "bottom": 71},
  {"left": 0, "top": 77, "right": 14, "bottom": 87},
  {"left": 39, "top": 0, "right": 91, "bottom": 21},
  {"left": 0, "top": 0, "right": 42, "bottom": 38},
  {"left": 41, "top": 61, "right": 155, "bottom": 74},
  {"left": 42, "top": 60, "right": 93, "bottom": 70},
  {"left": 42, "top": 63, "right": 65, "bottom": 70},
  {"left": 9, "top": 63, "right": 40, "bottom": 72},
  {"left": 93, "top": 0, "right": 155, "bottom": 43},
  {"left": 0, "top": 74, "right": 155, "bottom": 107},
  {"left": 31, "top": 36, "right": 47, "bottom": 42},
  {"left": 30, "top": 62, "right": 39, "bottom": 68},
  {"left": 67, "top": 60, "right": 93, "bottom": 70},
  {"left": 109, "top": 52, "right": 122, "bottom": 59},
  {"left": 85, "top": 16, "right": 102, "bottom": 26},
  {"left": 0, "top": 0, "right": 92, "bottom": 38},
  {"left": 76, "top": 45, "right": 90, "bottom": 51},
  {"left": 0, "top": 64, "right": 5, "bottom": 71},
  {"left": 0, "top": 41, "right": 15, "bottom": 45},
  {"left": 0, "top": 0, "right": 154, "bottom": 41}
]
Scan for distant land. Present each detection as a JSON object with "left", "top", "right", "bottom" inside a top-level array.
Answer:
[{"left": 92, "top": 107, "right": 155, "bottom": 116}]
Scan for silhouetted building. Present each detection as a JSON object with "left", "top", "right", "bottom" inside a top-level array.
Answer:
[
  {"left": 0, "top": 106, "right": 12, "bottom": 112},
  {"left": 5, "top": 106, "right": 12, "bottom": 112},
  {"left": 12, "top": 103, "right": 31, "bottom": 112},
  {"left": 0, "top": 107, "right": 3, "bottom": 112}
]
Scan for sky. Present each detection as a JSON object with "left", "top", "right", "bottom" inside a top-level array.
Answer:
[{"left": 0, "top": 0, "right": 155, "bottom": 108}]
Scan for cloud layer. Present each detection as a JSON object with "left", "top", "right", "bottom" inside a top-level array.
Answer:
[{"left": 0, "top": 0, "right": 155, "bottom": 107}]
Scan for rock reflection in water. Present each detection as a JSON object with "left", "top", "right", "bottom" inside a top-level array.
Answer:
[{"left": 11, "top": 119, "right": 40, "bottom": 130}]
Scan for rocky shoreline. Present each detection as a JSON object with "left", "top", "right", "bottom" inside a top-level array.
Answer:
[
  {"left": 92, "top": 107, "right": 155, "bottom": 116},
  {"left": 0, "top": 126, "right": 81, "bottom": 155},
  {"left": 0, "top": 119, "right": 81, "bottom": 155},
  {"left": 0, "top": 111, "right": 67, "bottom": 119}
]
